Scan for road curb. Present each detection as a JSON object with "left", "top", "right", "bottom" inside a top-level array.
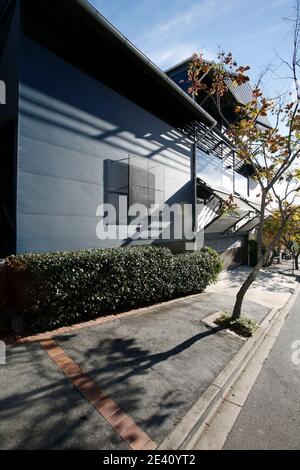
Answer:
[{"left": 159, "top": 281, "right": 300, "bottom": 450}]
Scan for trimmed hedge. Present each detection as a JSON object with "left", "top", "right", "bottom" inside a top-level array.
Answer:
[
  {"left": 173, "top": 249, "right": 222, "bottom": 296},
  {"left": 4, "top": 246, "right": 222, "bottom": 334}
]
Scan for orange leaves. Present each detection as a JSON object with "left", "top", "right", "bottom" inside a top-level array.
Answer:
[
  {"left": 187, "top": 53, "right": 212, "bottom": 97},
  {"left": 218, "top": 51, "right": 236, "bottom": 65},
  {"left": 266, "top": 134, "right": 288, "bottom": 154},
  {"left": 284, "top": 102, "right": 294, "bottom": 112},
  {"left": 187, "top": 51, "right": 251, "bottom": 98},
  {"left": 188, "top": 49, "right": 300, "bottom": 198},
  {"left": 252, "top": 88, "right": 263, "bottom": 98},
  {"left": 236, "top": 65, "right": 250, "bottom": 74},
  {"left": 290, "top": 113, "right": 300, "bottom": 132},
  {"left": 220, "top": 193, "right": 240, "bottom": 216}
]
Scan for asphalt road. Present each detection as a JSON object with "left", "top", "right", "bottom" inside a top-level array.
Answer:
[{"left": 224, "top": 287, "right": 300, "bottom": 450}]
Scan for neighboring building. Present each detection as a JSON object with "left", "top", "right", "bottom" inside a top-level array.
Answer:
[
  {"left": 166, "top": 58, "right": 270, "bottom": 268},
  {"left": 0, "top": 0, "right": 264, "bottom": 268}
]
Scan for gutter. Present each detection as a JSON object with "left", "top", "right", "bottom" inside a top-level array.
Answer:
[{"left": 74, "top": 0, "right": 217, "bottom": 128}]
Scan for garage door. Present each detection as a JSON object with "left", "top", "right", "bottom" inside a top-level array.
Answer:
[{"left": 204, "top": 235, "right": 247, "bottom": 270}]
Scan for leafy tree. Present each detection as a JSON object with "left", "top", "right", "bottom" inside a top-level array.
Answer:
[
  {"left": 187, "top": 2, "right": 300, "bottom": 319},
  {"left": 264, "top": 207, "right": 300, "bottom": 270}
]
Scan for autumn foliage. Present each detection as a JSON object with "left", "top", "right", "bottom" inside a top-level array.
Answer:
[{"left": 187, "top": 43, "right": 300, "bottom": 318}]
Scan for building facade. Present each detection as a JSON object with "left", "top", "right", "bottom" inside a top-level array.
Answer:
[{"left": 0, "top": 0, "right": 263, "bottom": 268}]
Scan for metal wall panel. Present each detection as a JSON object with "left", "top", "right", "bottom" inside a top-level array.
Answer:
[
  {"left": 17, "top": 36, "right": 192, "bottom": 253},
  {"left": 204, "top": 235, "right": 246, "bottom": 269}
]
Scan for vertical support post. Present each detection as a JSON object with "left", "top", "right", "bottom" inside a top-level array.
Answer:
[
  {"left": 127, "top": 154, "right": 130, "bottom": 226},
  {"left": 232, "top": 151, "right": 236, "bottom": 194},
  {"left": 191, "top": 121, "right": 197, "bottom": 250}
]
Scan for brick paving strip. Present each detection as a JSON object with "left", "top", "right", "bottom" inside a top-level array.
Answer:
[
  {"left": 2, "top": 294, "right": 203, "bottom": 449},
  {"left": 40, "top": 337, "right": 157, "bottom": 451}
]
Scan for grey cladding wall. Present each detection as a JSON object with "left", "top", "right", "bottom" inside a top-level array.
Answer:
[{"left": 17, "top": 36, "right": 192, "bottom": 253}]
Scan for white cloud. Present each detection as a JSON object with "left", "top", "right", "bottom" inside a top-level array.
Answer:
[
  {"left": 143, "top": 0, "right": 290, "bottom": 70},
  {"left": 135, "top": 0, "right": 236, "bottom": 69},
  {"left": 143, "top": 0, "right": 216, "bottom": 39},
  {"left": 150, "top": 44, "right": 216, "bottom": 70}
]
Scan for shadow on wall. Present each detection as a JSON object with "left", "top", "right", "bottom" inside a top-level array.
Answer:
[
  {"left": 20, "top": 84, "right": 191, "bottom": 173},
  {"left": 103, "top": 157, "right": 194, "bottom": 248},
  {"left": 17, "top": 81, "right": 194, "bottom": 252}
]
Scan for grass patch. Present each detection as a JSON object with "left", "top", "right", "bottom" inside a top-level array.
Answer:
[{"left": 217, "top": 313, "right": 258, "bottom": 338}]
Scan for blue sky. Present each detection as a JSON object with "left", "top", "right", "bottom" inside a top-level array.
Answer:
[{"left": 90, "top": 0, "right": 295, "bottom": 95}]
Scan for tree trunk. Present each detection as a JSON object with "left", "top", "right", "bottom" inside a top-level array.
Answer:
[
  {"left": 232, "top": 255, "right": 265, "bottom": 320},
  {"left": 232, "top": 219, "right": 288, "bottom": 320},
  {"left": 257, "top": 191, "right": 266, "bottom": 261}
]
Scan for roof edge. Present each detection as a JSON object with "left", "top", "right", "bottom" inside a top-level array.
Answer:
[{"left": 74, "top": 0, "right": 217, "bottom": 127}]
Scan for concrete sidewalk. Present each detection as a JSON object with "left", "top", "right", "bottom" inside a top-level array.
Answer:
[
  {"left": 207, "top": 260, "right": 299, "bottom": 309},
  {"left": 0, "top": 261, "right": 298, "bottom": 449}
]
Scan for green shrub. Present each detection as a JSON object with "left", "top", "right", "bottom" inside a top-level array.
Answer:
[
  {"left": 4, "top": 246, "right": 221, "bottom": 334},
  {"left": 173, "top": 247, "right": 222, "bottom": 296},
  {"left": 217, "top": 313, "right": 258, "bottom": 338}
]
